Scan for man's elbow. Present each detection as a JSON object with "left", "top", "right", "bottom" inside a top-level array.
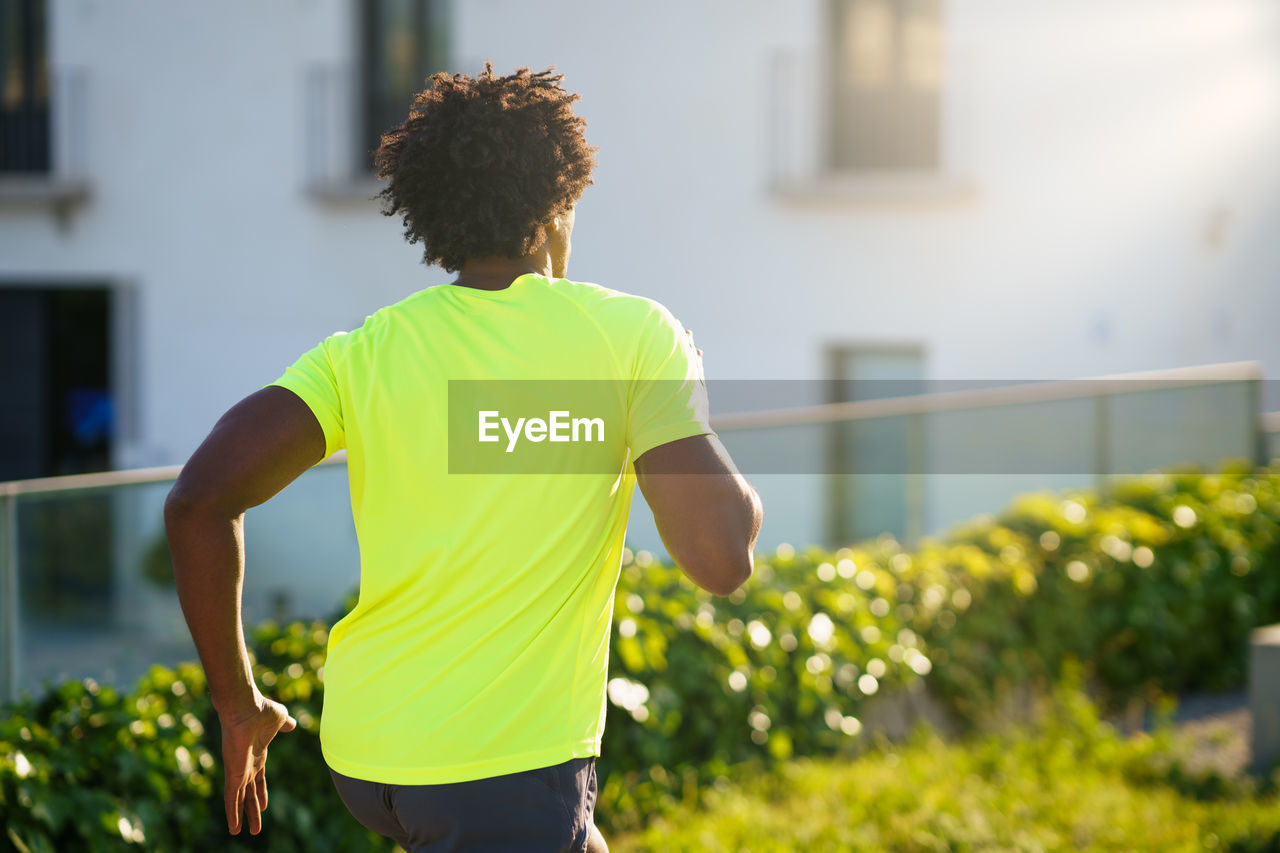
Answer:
[
  {"left": 710, "top": 561, "right": 754, "bottom": 597},
  {"left": 682, "top": 492, "right": 762, "bottom": 596},
  {"left": 164, "top": 477, "right": 232, "bottom": 526},
  {"left": 683, "top": 550, "right": 755, "bottom": 597},
  {"left": 705, "top": 489, "right": 762, "bottom": 596}
]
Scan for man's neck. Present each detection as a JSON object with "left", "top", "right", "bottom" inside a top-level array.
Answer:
[{"left": 452, "top": 255, "right": 554, "bottom": 290}]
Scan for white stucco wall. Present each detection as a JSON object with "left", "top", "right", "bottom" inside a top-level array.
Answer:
[
  {"left": 4, "top": 0, "right": 1278, "bottom": 457},
  {"left": 2, "top": 0, "right": 1278, "bottom": 555}
]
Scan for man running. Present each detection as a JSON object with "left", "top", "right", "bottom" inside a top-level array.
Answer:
[{"left": 165, "top": 63, "right": 763, "bottom": 852}]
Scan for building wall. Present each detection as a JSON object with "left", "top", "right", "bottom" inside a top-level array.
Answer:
[{"left": 2, "top": 0, "right": 1279, "bottom": 538}]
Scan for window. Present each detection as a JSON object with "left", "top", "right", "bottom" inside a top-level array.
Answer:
[
  {"left": 360, "top": 0, "right": 449, "bottom": 173},
  {"left": 826, "top": 344, "right": 927, "bottom": 405},
  {"left": 0, "top": 0, "right": 49, "bottom": 172},
  {"left": 829, "top": 0, "right": 942, "bottom": 171}
]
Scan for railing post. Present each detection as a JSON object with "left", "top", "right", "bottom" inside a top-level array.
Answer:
[
  {"left": 905, "top": 411, "right": 925, "bottom": 548},
  {"left": 1248, "top": 377, "right": 1265, "bottom": 468},
  {"left": 1, "top": 488, "right": 18, "bottom": 706},
  {"left": 1094, "top": 387, "right": 1111, "bottom": 498},
  {"left": 1251, "top": 624, "right": 1280, "bottom": 774}
]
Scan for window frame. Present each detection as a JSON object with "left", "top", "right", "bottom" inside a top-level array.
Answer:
[
  {"left": 825, "top": 0, "right": 944, "bottom": 175},
  {"left": 822, "top": 341, "right": 928, "bottom": 548}
]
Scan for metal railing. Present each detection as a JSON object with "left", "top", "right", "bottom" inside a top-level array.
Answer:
[
  {"left": 0, "top": 454, "right": 350, "bottom": 706},
  {"left": 1, "top": 364, "right": 1273, "bottom": 704}
]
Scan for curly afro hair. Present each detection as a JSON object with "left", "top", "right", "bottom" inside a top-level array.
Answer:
[{"left": 373, "top": 62, "right": 598, "bottom": 273}]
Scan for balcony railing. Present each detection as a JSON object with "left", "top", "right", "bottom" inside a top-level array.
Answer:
[
  {"left": 1, "top": 363, "right": 1273, "bottom": 704},
  {"left": 303, "top": 63, "right": 371, "bottom": 197}
]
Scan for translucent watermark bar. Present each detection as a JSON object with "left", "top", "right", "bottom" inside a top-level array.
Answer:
[{"left": 446, "top": 377, "right": 1270, "bottom": 475}]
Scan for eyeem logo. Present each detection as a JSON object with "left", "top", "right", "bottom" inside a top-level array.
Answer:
[{"left": 478, "top": 410, "right": 605, "bottom": 453}]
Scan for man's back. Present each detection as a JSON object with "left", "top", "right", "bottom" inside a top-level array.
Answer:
[{"left": 269, "top": 272, "right": 715, "bottom": 785}]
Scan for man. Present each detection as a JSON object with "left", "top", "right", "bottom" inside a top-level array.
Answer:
[{"left": 165, "top": 63, "right": 763, "bottom": 852}]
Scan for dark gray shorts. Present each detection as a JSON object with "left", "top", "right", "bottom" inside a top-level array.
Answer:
[{"left": 327, "top": 756, "right": 597, "bottom": 852}]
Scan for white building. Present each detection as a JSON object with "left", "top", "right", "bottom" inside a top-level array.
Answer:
[{"left": 2, "top": 0, "right": 1279, "bottom": 658}]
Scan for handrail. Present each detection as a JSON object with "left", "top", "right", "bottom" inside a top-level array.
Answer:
[
  {"left": 0, "top": 451, "right": 347, "bottom": 498},
  {"left": 711, "top": 361, "right": 1262, "bottom": 431},
  {"left": 0, "top": 361, "right": 1264, "bottom": 495}
]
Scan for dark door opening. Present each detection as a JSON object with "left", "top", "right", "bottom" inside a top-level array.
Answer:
[
  {"left": 2, "top": 285, "right": 116, "bottom": 626},
  {"left": 0, "top": 285, "right": 113, "bottom": 481}
]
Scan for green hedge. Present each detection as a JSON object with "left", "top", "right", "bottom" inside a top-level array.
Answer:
[
  {"left": 595, "top": 461, "right": 1280, "bottom": 829},
  {"left": 611, "top": 671, "right": 1280, "bottom": 852},
  {"left": 927, "top": 462, "right": 1280, "bottom": 718},
  {"left": 2, "top": 461, "right": 1279, "bottom": 847},
  {"left": 0, "top": 631, "right": 384, "bottom": 853}
]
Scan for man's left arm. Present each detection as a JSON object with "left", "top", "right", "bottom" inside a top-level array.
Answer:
[{"left": 164, "top": 385, "right": 327, "bottom": 836}]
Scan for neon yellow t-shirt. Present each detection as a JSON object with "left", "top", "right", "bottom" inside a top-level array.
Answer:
[{"left": 267, "top": 272, "right": 713, "bottom": 784}]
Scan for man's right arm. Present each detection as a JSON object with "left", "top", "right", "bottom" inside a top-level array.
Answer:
[{"left": 633, "top": 434, "right": 763, "bottom": 596}]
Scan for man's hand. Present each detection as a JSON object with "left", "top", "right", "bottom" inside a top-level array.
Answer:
[
  {"left": 218, "top": 692, "right": 298, "bottom": 835},
  {"left": 165, "top": 386, "right": 323, "bottom": 835}
]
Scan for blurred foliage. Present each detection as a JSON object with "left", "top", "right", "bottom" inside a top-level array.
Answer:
[
  {"left": 139, "top": 529, "right": 176, "bottom": 589},
  {"left": 2, "top": 459, "right": 1278, "bottom": 847},
  {"left": 595, "top": 459, "right": 1280, "bottom": 830},
  {"left": 610, "top": 668, "right": 1280, "bottom": 852},
  {"left": 0, "top": 626, "right": 389, "bottom": 852}
]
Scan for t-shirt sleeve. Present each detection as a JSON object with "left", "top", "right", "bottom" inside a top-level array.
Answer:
[
  {"left": 626, "top": 300, "right": 716, "bottom": 461},
  {"left": 265, "top": 333, "right": 347, "bottom": 459}
]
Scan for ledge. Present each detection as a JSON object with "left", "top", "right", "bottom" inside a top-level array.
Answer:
[
  {"left": 770, "top": 171, "right": 978, "bottom": 208},
  {"left": 0, "top": 175, "right": 91, "bottom": 214}
]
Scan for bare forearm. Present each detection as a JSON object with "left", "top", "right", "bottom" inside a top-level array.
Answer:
[{"left": 165, "top": 502, "right": 259, "bottom": 715}]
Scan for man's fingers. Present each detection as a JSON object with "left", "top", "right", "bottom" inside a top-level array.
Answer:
[
  {"left": 246, "top": 775, "right": 262, "bottom": 835},
  {"left": 217, "top": 703, "right": 293, "bottom": 836},
  {"left": 226, "top": 777, "right": 242, "bottom": 834},
  {"left": 225, "top": 773, "right": 265, "bottom": 836},
  {"left": 256, "top": 766, "right": 268, "bottom": 811}
]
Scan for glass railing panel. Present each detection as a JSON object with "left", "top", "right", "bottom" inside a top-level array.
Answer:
[
  {"left": 4, "top": 374, "right": 1266, "bottom": 703},
  {"left": 1106, "top": 380, "right": 1254, "bottom": 476},
  {"left": 924, "top": 394, "right": 1099, "bottom": 536},
  {"left": 9, "top": 461, "right": 358, "bottom": 702},
  {"left": 15, "top": 480, "right": 188, "bottom": 699}
]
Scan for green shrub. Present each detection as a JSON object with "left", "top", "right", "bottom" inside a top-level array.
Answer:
[
  {"left": 0, "top": 627, "right": 392, "bottom": 852},
  {"left": 609, "top": 675, "right": 1280, "bottom": 852},
  {"left": 2, "top": 460, "right": 1278, "bottom": 846},
  {"left": 928, "top": 461, "right": 1280, "bottom": 717},
  {"left": 595, "top": 460, "right": 1280, "bottom": 829}
]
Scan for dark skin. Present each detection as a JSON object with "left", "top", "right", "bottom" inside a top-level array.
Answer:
[
  {"left": 451, "top": 203, "right": 576, "bottom": 287},
  {"left": 164, "top": 209, "right": 762, "bottom": 846}
]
